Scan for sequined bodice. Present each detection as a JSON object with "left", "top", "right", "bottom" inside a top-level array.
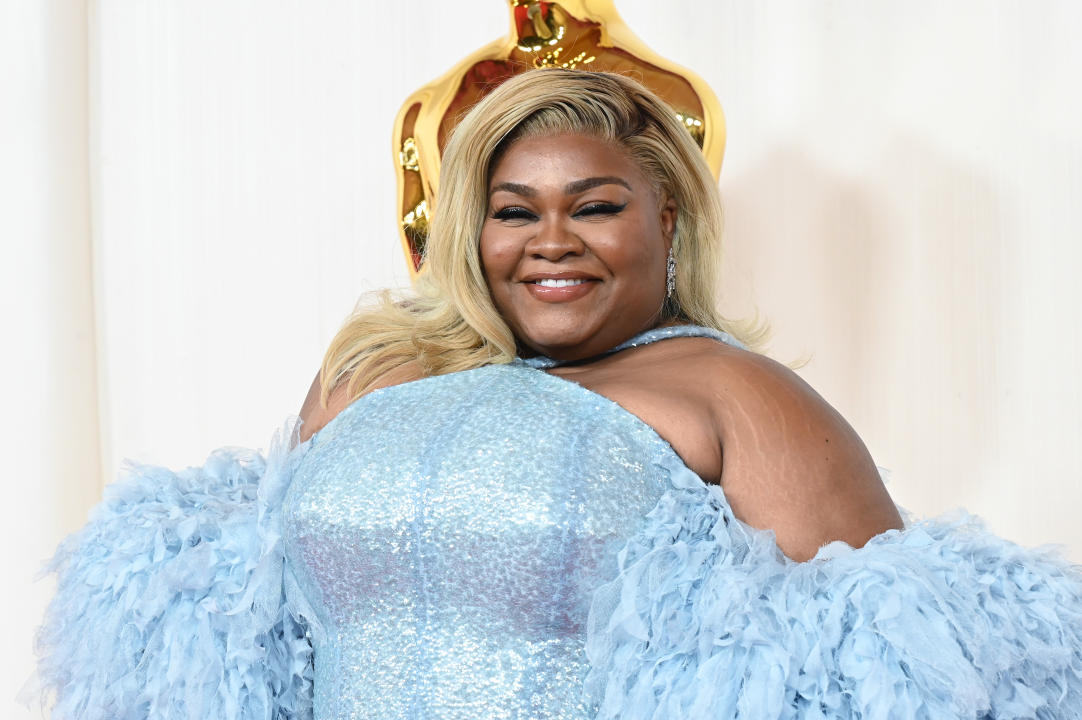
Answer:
[{"left": 281, "top": 326, "right": 739, "bottom": 719}]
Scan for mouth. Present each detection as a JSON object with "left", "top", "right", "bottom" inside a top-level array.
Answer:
[{"left": 520, "top": 273, "right": 599, "bottom": 302}]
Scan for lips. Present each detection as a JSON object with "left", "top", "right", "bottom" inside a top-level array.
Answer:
[{"left": 520, "top": 272, "right": 599, "bottom": 302}]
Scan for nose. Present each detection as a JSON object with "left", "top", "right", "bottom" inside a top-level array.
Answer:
[{"left": 523, "top": 216, "right": 586, "bottom": 262}]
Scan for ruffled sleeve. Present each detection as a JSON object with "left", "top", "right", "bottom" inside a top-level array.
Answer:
[
  {"left": 27, "top": 423, "right": 314, "bottom": 720},
  {"left": 584, "top": 454, "right": 1082, "bottom": 719}
]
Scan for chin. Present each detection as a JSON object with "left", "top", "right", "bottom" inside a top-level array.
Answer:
[{"left": 516, "top": 320, "right": 598, "bottom": 358}]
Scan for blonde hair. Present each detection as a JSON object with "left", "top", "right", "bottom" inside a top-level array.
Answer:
[{"left": 321, "top": 68, "right": 756, "bottom": 405}]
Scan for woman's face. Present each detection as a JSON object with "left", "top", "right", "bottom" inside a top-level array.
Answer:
[{"left": 480, "top": 132, "right": 676, "bottom": 361}]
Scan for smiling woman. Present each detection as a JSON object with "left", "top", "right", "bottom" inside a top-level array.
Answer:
[
  {"left": 33, "top": 68, "right": 1082, "bottom": 720},
  {"left": 481, "top": 133, "right": 675, "bottom": 360}
]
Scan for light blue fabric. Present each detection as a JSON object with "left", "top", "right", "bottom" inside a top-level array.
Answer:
[
  {"left": 30, "top": 324, "right": 1082, "bottom": 718},
  {"left": 585, "top": 454, "right": 1082, "bottom": 719},
  {"left": 281, "top": 360, "right": 679, "bottom": 719},
  {"left": 30, "top": 424, "right": 314, "bottom": 720}
]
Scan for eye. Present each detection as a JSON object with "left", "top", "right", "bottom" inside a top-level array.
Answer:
[
  {"left": 574, "top": 202, "right": 627, "bottom": 218},
  {"left": 491, "top": 206, "right": 538, "bottom": 222}
]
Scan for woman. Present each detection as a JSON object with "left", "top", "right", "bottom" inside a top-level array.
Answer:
[{"left": 33, "top": 70, "right": 1082, "bottom": 719}]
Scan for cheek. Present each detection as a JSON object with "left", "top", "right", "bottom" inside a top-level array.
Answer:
[
  {"left": 600, "top": 223, "right": 666, "bottom": 270},
  {"left": 479, "top": 229, "right": 520, "bottom": 290},
  {"left": 479, "top": 232, "right": 503, "bottom": 277}
]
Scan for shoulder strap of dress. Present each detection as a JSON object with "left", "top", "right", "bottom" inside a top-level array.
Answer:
[
  {"left": 521, "top": 324, "right": 744, "bottom": 368},
  {"left": 607, "top": 324, "right": 744, "bottom": 354}
]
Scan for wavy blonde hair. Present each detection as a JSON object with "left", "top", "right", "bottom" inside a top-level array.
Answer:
[{"left": 321, "top": 68, "right": 756, "bottom": 405}]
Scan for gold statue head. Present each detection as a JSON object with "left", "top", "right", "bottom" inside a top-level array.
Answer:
[{"left": 394, "top": 0, "right": 725, "bottom": 274}]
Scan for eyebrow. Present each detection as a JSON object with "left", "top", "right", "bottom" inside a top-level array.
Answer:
[
  {"left": 565, "top": 176, "right": 632, "bottom": 195},
  {"left": 490, "top": 181, "right": 536, "bottom": 197},
  {"left": 489, "top": 176, "right": 633, "bottom": 197}
]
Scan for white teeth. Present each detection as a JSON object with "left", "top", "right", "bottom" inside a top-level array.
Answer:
[{"left": 535, "top": 278, "right": 586, "bottom": 288}]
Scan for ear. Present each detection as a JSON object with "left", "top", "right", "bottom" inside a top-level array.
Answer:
[{"left": 659, "top": 195, "right": 678, "bottom": 251}]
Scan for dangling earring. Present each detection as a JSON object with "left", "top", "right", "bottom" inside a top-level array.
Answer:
[{"left": 665, "top": 248, "right": 676, "bottom": 298}]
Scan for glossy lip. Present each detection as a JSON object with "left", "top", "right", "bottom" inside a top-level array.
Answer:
[{"left": 519, "top": 271, "right": 600, "bottom": 303}]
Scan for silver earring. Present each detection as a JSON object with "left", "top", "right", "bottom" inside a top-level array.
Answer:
[{"left": 665, "top": 248, "right": 676, "bottom": 298}]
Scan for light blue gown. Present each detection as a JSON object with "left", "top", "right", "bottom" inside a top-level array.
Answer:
[{"left": 31, "top": 326, "right": 1082, "bottom": 719}]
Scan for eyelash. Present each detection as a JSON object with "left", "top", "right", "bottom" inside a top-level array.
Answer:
[
  {"left": 490, "top": 202, "right": 627, "bottom": 221},
  {"left": 491, "top": 207, "right": 535, "bottom": 221}
]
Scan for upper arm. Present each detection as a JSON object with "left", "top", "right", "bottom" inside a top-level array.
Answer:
[{"left": 707, "top": 350, "right": 903, "bottom": 562}]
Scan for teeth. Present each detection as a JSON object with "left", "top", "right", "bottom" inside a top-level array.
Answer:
[{"left": 535, "top": 278, "right": 586, "bottom": 288}]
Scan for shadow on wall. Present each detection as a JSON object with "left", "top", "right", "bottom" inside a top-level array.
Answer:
[{"left": 720, "top": 133, "right": 1012, "bottom": 516}]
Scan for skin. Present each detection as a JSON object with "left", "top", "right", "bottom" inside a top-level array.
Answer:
[{"left": 301, "top": 132, "right": 903, "bottom": 561}]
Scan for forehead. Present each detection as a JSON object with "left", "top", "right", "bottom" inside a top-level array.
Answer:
[{"left": 488, "top": 133, "right": 651, "bottom": 189}]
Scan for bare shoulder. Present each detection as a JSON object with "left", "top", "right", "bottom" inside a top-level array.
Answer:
[
  {"left": 298, "top": 371, "right": 353, "bottom": 442},
  {"left": 297, "top": 360, "right": 427, "bottom": 443},
  {"left": 688, "top": 342, "right": 903, "bottom": 561}
]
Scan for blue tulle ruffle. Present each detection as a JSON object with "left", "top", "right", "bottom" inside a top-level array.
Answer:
[
  {"left": 29, "top": 423, "right": 314, "bottom": 720},
  {"left": 584, "top": 452, "right": 1082, "bottom": 719}
]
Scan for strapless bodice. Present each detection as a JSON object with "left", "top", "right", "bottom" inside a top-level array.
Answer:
[{"left": 281, "top": 355, "right": 692, "bottom": 719}]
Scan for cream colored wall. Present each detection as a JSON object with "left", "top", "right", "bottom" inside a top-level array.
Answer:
[
  {"left": 2, "top": 2, "right": 100, "bottom": 718},
  {"left": 8, "top": 1, "right": 1081, "bottom": 716}
]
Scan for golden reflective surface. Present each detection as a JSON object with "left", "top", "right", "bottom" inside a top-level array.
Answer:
[
  {"left": 534, "top": 46, "right": 596, "bottom": 69},
  {"left": 515, "top": 2, "right": 566, "bottom": 50},
  {"left": 674, "top": 112, "right": 705, "bottom": 148},
  {"left": 402, "top": 199, "right": 430, "bottom": 267},
  {"left": 399, "top": 137, "right": 420, "bottom": 173},
  {"left": 393, "top": 1, "right": 725, "bottom": 275}
]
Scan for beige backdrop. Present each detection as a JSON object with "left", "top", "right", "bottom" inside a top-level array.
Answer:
[{"left": 5, "top": 1, "right": 1081, "bottom": 716}]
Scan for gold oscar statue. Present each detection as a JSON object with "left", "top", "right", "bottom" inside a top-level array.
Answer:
[{"left": 393, "top": 0, "right": 726, "bottom": 275}]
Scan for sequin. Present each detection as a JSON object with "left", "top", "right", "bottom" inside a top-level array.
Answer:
[{"left": 281, "top": 326, "right": 734, "bottom": 719}]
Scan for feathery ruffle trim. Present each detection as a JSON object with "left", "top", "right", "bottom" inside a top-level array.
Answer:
[
  {"left": 28, "top": 422, "right": 314, "bottom": 720},
  {"left": 584, "top": 453, "right": 1082, "bottom": 719}
]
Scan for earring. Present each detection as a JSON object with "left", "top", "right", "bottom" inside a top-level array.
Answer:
[{"left": 665, "top": 248, "right": 676, "bottom": 298}]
